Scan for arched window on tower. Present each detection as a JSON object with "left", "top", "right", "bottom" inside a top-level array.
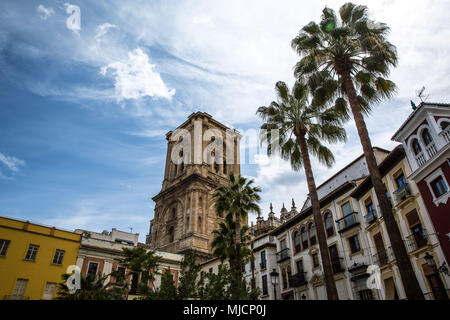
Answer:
[
  {"left": 171, "top": 208, "right": 176, "bottom": 220},
  {"left": 168, "top": 226, "right": 174, "bottom": 243}
]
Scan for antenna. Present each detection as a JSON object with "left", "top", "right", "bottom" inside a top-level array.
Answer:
[
  {"left": 128, "top": 227, "right": 133, "bottom": 233},
  {"left": 416, "top": 86, "right": 429, "bottom": 103}
]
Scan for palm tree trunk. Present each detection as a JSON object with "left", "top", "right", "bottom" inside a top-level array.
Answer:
[
  {"left": 234, "top": 211, "right": 242, "bottom": 298},
  {"left": 342, "top": 73, "right": 424, "bottom": 300},
  {"left": 296, "top": 133, "right": 339, "bottom": 300}
]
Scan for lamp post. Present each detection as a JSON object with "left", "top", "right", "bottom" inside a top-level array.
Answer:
[
  {"left": 424, "top": 252, "right": 450, "bottom": 276},
  {"left": 270, "top": 269, "right": 279, "bottom": 300},
  {"left": 424, "top": 252, "right": 449, "bottom": 300}
]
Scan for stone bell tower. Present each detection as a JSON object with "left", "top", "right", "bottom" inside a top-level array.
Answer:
[{"left": 147, "top": 112, "right": 243, "bottom": 261}]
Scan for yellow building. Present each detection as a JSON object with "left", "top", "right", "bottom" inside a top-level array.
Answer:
[{"left": 0, "top": 216, "right": 81, "bottom": 300}]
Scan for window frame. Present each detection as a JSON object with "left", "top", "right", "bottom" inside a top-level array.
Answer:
[
  {"left": 24, "top": 244, "right": 39, "bottom": 261},
  {"left": 0, "top": 239, "right": 11, "bottom": 257},
  {"left": 348, "top": 234, "right": 361, "bottom": 254},
  {"left": 324, "top": 212, "right": 334, "bottom": 237},
  {"left": 424, "top": 168, "right": 450, "bottom": 205},
  {"left": 52, "top": 249, "right": 65, "bottom": 265}
]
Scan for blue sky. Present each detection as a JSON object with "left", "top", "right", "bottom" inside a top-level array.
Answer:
[{"left": 1, "top": 0, "right": 449, "bottom": 242}]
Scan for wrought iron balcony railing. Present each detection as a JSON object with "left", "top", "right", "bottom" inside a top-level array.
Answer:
[
  {"left": 393, "top": 184, "right": 412, "bottom": 204},
  {"left": 405, "top": 228, "right": 429, "bottom": 253},
  {"left": 364, "top": 210, "right": 377, "bottom": 225},
  {"left": 289, "top": 272, "right": 307, "bottom": 287},
  {"left": 372, "top": 247, "right": 394, "bottom": 266},
  {"left": 276, "top": 248, "right": 290, "bottom": 263},
  {"left": 332, "top": 258, "right": 345, "bottom": 274},
  {"left": 336, "top": 212, "right": 360, "bottom": 233}
]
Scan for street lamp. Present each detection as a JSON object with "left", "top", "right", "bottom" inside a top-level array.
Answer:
[
  {"left": 270, "top": 269, "right": 279, "bottom": 300},
  {"left": 425, "top": 252, "right": 450, "bottom": 276}
]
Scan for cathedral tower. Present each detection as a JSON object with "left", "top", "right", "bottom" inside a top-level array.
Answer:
[{"left": 147, "top": 112, "right": 242, "bottom": 261}]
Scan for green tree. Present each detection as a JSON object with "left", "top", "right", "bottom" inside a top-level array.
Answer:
[
  {"left": 213, "top": 173, "right": 261, "bottom": 299},
  {"left": 115, "top": 246, "right": 160, "bottom": 299},
  {"left": 154, "top": 269, "right": 177, "bottom": 300},
  {"left": 197, "top": 264, "right": 233, "bottom": 300},
  {"left": 291, "top": 2, "right": 424, "bottom": 299},
  {"left": 56, "top": 273, "right": 115, "bottom": 300},
  {"left": 257, "top": 79, "right": 347, "bottom": 300},
  {"left": 177, "top": 251, "right": 202, "bottom": 300},
  {"left": 211, "top": 212, "right": 252, "bottom": 267}
]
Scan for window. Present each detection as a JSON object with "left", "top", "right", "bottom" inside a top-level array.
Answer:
[
  {"left": 262, "top": 275, "right": 268, "bottom": 296},
  {"left": 431, "top": 176, "right": 448, "bottom": 198},
  {"left": 309, "top": 224, "right": 316, "bottom": 246},
  {"left": 12, "top": 279, "right": 28, "bottom": 300},
  {"left": 168, "top": 226, "right": 175, "bottom": 243},
  {"left": 441, "top": 121, "right": 449, "bottom": 130},
  {"left": 293, "top": 231, "right": 301, "bottom": 253},
  {"left": 87, "top": 262, "right": 99, "bottom": 277},
  {"left": 223, "top": 160, "right": 227, "bottom": 174},
  {"left": 116, "top": 266, "right": 126, "bottom": 283},
  {"left": 312, "top": 253, "right": 319, "bottom": 268},
  {"left": 422, "top": 128, "right": 433, "bottom": 146},
  {"left": 412, "top": 139, "right": 422, "bottom": 155},
  {"left": 296, "top": 259, "right": 304, "bottom": 274},
  {"left": 348, "top": 235, "right": 361, "bottom": 254},
  {"left": 25, "top": 244, "right": 39, "bottom": 261},
  {"left": 260, "top": 251, "right": 266, "bottom": 269},
  {"left": 301, "top": 228, "right": 308, "bottom": 249},
  {"left": 52, "top": 249, "right": 65, "bottom": 265},
  {"left": 324, "top": 213, "right": 334, "bottom": 237},
  {"left": 341, "top": 201, "right": 353, "bottom": 216},
  {"left": 0, "top": 239, "right": 11, "bottom": 257},
  {"left": 42, "top": 282, "right": 56, "bottom": 300},
  {"left": 365, "top": 200, "right": 376, "bottom": 215},
  {"left": 395, "top": 173, "right": 407, "bottom": 189},
  {"left": 280, "top": 239, "right": 286, "bottom": 251},
  {"left": 209, "top": 267, "right": 213, "bottom": 273},
  {"left": 406, "top": 210, "right": 427, "bottom": 249}
]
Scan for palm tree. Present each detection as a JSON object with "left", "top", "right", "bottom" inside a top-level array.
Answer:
[
  {"left": 291, "top": 3, "right": 424, "bottom": 299},
  {"left": 57, "top": 273, "right": 114, "bottom": 300},
  {"left": 211, "top": 212, "right": 252, "bottom": 267},
  {"left": 115, "top": 246, "right": 160, "bottom": 299},
  {"left": 257, "top": 79, "right": 347, "bottom": 300},
  {"left": 213, "top": 173, "right": 261, "bottom": 297}
]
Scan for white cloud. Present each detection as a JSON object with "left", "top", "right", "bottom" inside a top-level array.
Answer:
[
  {"left": 100, "top": 48, "right": 175, "bottom": 102},
  {"left": 0, "top": 152, "right": 25, "bottom": 176},
  {"left": 37, "top": 5, "right": 54, "bottom": 20},
  {"left": 95, "top": 23, "right": 117, "bottom": 42}
]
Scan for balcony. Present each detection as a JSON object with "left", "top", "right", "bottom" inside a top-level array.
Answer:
[
  {"left": 372, "top": 247, "right": 394, "bottom": 266},
  {"left": 425, "top": 142, "right": 438, "bottom": 158},
  {"left": 405, "top": 228, "right": 429, "bottom": 253},
  {"left": 276, "top": 248, "right": 290, "bottom": 263},
  {"left": 364, "top": 210, "right": 377, "bottom": 225},
  {"left": 415, "top": 152, "right": 427, "bottom": 167},
  {"left": 336, "top": 212, "right": 360, "bottom": 233},
  {"left": 289, "top": 272, "right": 307, "bottom": 287},
  {"left": 332, "top": 258, "right": 345, "bottom": 274},
  {"left": 393, "top": 184, "right": 412, "bottom": 205},
  {"left": 442, "top": 126, "right": 450, "bottom": 143}
]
